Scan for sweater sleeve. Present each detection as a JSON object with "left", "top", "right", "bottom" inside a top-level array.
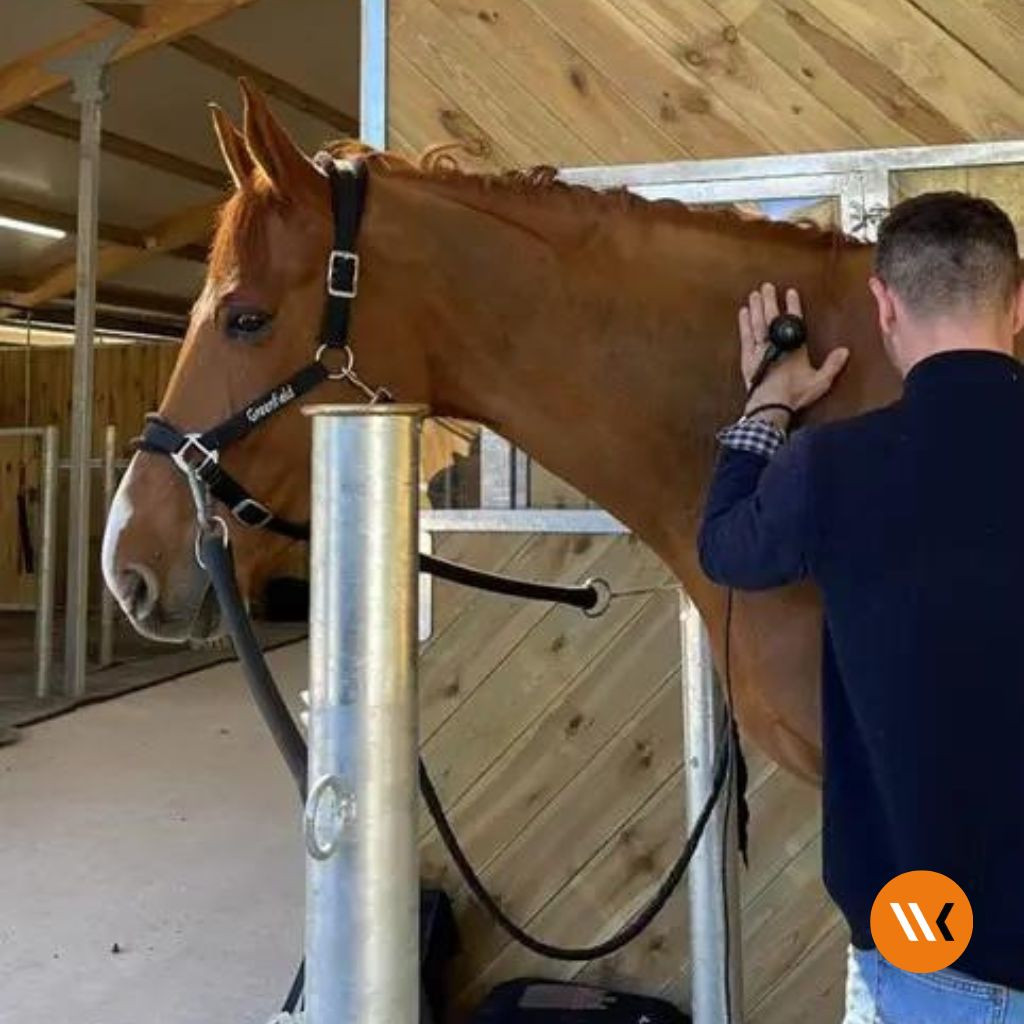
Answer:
[{"left": 697, "top": 426, "right": 814, "bottom": 589}]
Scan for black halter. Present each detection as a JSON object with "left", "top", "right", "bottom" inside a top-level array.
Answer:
[{"left": 139, "top": 156, "right": 389, "bottom": 541}]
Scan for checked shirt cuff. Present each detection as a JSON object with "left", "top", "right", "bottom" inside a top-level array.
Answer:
[{"left": 716, "top": 418, "right": 787, "bottom": 459}]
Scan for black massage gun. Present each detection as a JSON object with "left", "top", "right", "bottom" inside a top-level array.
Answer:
[{"left": 747, "top": 312, "right": 808, "bottom": 396}]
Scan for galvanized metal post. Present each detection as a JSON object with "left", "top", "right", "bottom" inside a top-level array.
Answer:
[
  {"left": 681, "top": 594, "right": 743, "bottom": 1023},
  {"left": 305, "top": 404, "right": 425, "bottom": 1024},
  {"left": 35, "top": 426, "right": 58, "bottom": 699},
  {"left": 360, "top": 0, "right": 388, "bottom": 147},
  {"left": 98, "top": 424, "right": 117, "bottom": 668},
  {"left": 62, "top": 55, "right": 111, "bottom": 699}
]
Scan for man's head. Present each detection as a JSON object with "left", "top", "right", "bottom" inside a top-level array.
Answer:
[{"left": 869, "top": 191, "right": 1024, "bottom": 373}]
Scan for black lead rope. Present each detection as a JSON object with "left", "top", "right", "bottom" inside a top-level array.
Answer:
[
  {"left": 422, "top": 552, "right": 605, "bottom": 611},
  {"left": 198, "top": 531, "right": 730, "bottom": 1005}
]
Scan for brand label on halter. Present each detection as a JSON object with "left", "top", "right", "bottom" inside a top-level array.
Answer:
[{"left": 246, "top": 384, "right": 297, "bottom": 424}]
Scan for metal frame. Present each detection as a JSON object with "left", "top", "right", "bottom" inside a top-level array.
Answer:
[
  {"left": 60, "top": 47, "right": 116, "bottom": 700},
  {"left": 360, "top": 0, "right": 388, "bottom": 150},
  {"left": 0, "top": 426, "right": 58, "bottom": 699},
  {"left": 683, "top": 601, "right": 742, "bottom": 1020},
  {"left": 98, "top": 424, "right": 118, "bottom": 668},
  {"left": 305, "top": 405, "right": 424, "bottom": 1024},
  {"left": 561, "top": 137, "right": 1024, "bottom": 185}
]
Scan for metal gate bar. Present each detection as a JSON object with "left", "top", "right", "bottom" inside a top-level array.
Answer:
[{"left": 683, "top": 598, "right": 743, "bottom": 1021}]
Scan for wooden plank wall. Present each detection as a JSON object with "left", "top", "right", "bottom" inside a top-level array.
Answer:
[
  {"left": 389, "top": 1, "right": 1024, "bottom": 1018},
  {"left": 422, "top": 532, "right": 833, "bottom": 1022},
  {"left": 0, "top": 343, "right": 179, "bottom": 609},
  {"left": 388, "top": 0, "right": 1024, "bottom": 172},
  {"left": 0, "top": 343, "right": 179, "bottom": 455}
]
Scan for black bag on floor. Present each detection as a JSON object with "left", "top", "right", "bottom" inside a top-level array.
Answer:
[
  {"left": 468, "top": 979, "right": 691, "bottom": 1023},
  {"left": 421, "top": 888, "right": 459, "bottom": 1024}
]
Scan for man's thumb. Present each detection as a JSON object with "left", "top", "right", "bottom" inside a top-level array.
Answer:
[{"left": 820, "top": 346, "right": 851, "bottom": 381}]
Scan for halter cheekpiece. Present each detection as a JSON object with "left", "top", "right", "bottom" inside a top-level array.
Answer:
[{"left": 138, "top": 154, "right": 389, "bottom": 541}]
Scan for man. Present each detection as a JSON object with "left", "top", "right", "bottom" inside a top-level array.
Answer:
[{"left": 699, "top": 192, "right": 1024, "bottom": 1023}]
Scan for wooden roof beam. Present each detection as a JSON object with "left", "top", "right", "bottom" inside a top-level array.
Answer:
[
  {"left": 0, "top": 193, "right": 140, "bottom": 247},
  {"left": 0, "top": 197, "right": 219, "bottom": 308},
  {"left": 0, "top": 280, "right": 191, "bottom": 321},
  {"left": 0, "top": 0, "right": 257, "bottom": 117},
  {"left": 89, "top": 3, "right": 358, "bottom": 135},
  {"left": 8, "top": 105, "right": 229, "bottom": 190},
  {"left": 0, "top": 194, "right": 208, "bottom": 262},
  {"left": 171, "top": 35, "right": 358, "bottom": 136}
]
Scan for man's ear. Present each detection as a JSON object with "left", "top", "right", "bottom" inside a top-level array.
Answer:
[
  {"left": 868, "top": 275, "right": 896, "bottom": 337},
  {"left": 239, "top": 77, "right": 321, "bottom": 199},
  {"left": 1011, "top": 278, "right": 1024, "bottom": 338}
]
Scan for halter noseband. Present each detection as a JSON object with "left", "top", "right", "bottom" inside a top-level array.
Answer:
[{"left": 138, "top": 155, "right": 390, "bottom": 542}]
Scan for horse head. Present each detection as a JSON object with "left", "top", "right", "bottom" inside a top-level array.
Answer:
[{"left": 102, "top": 81, "right": 430, "bottom": 641}]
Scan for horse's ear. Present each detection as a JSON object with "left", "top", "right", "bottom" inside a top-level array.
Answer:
[
  {"left": 239, "top": 77, "right": 320, "bottom": 199},
  {"left": 209, "top": 103, "right": 253, "bottom": 190}
]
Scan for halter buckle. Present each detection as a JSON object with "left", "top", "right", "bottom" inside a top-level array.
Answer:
[
  {"left": 231, "top": 497, "right": 274, "bottom": 529},
  {"left": 327, "top": 250, "right": 359, "bottom": 298},
  {"left": 173, "top": 434, "right": 219, "bottom": 477}
]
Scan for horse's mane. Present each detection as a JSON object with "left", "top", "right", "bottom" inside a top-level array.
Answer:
[
  {"left": 325, "top": 139, "right": 867, "bottom": 251},
  {"left": 209, "top": 139, "right": 865, "bottom": 281}
]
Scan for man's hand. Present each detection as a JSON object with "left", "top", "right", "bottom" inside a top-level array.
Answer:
[{"left": 740, "top": 283, "right": 849, "bottom": 415}]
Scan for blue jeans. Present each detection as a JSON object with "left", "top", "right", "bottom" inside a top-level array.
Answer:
[{"left": 845, "top": 947, "right": 1024, "bottom": 1023}]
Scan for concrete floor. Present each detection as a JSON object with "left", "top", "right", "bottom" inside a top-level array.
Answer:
[{"left": 1, "top": 641, "right": 311, "bottom": 1024}]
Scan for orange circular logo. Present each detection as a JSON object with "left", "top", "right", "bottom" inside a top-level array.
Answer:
[{"left": 870, "top": 870, "right": 973, "bottom": 973}]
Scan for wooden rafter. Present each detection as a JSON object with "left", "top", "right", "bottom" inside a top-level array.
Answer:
[
  {"left": 8, "top": 105, "right": 229, "bottom": 190},
  {"left": 0, "top": 198, "right": 218, "bottom": 309},
  {"left": 0, "top": 194, "right": 140, "bottom": 247},
  {"left": 0, "top": 0, "right": 256, "bottom": 117},
  {"left": 90, "top": 2, "right": 359, "bottom": 135},
  {"left": 0, "top": 194, "right": 208, "bottom": 263},
  {"left": 171, "top": 35, "right": 358, "bottom": 135},
  {"left": 0, "top": 279, "right": 191, "bottom": 320},
  {"left": 88, "top": 283, "right": 192, "bottom": 319}
]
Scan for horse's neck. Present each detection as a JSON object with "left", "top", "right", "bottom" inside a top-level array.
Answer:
[{"left": 372, "top": 172, "right": 873, "bottom": 569}]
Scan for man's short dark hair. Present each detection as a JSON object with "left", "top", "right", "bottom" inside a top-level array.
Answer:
[{"left": 874, "top": 191, "right": 1020, "bottom": 316}]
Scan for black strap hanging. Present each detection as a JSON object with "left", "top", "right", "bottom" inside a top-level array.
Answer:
[{"left": 320, "top": 159, "right": 367, "bottom": 349}]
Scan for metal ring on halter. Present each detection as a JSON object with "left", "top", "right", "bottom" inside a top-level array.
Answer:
[
  {"left": 304, "top": 773, "right": 356, "bottom": 860},
  {"left": 582, "top": 576, "right": 612, "bottom": 618},
  {"left": 315, "top": 343, "right": 355, "bottom": 381},
  {"left": 194, "top": 515, "right": 229, "bottom": 570}
]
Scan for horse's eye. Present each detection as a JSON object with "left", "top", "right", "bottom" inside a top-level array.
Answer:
[{"left": 224, "top": 307, "right": 272, "bottom": 340}]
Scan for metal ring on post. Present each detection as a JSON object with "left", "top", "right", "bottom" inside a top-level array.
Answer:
[
  {"left": 582, "top": 576, "right": 612, "bottom": 618},
  {"left": 304, "top": 773, "right": 356, "bottom": 861}
]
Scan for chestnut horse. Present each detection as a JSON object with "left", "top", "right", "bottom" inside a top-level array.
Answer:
[{"left": 102, "top": 81, "right": 902, "bottom": 782}]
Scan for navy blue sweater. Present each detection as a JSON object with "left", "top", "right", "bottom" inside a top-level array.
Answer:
[{"left": 699, "top": 350, "right": 1024, "bottom": 987}]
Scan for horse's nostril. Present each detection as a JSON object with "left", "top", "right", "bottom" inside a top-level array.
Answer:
[{"left": 119, "top": 563, "right": 159, "bottom": 621}]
